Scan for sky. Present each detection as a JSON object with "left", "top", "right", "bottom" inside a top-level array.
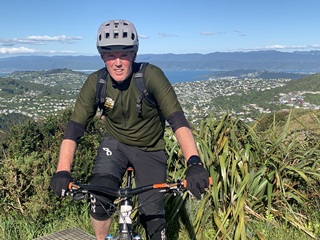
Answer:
[{"left": 1, "top": 0, "right": 320, "bottom": 58}]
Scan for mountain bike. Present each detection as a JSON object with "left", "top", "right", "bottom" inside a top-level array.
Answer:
[{"left": 66, "top": 167, "right": 211, "bottom": 240}]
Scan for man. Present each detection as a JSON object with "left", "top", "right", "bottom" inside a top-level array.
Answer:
[{"left": 50, "top": 19, "right": 209, "bottom": 240}]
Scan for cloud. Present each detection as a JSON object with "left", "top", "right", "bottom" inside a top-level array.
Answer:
[
  {"left": 0, "top": 46, "right": 77, "bottom": 55},
  {"left": 266, "top": 44, "right": 320, "bottom": 50},
  {"left": 158, "top": 32, "right": 178, "bottom": 38},
  {"left": 240, "top": 44, "right": 320, "bottom": 51},
  {"left": 0, "top": 47, "right": 39, "bottom": 54},
  {"left": 234, "top": 30, "right": 247, "bottom": 37},
  {"left": 200, "top": 31, "right": 228, "bottom": 36},
  {"left": 242, "top": 44, "right": 320, "bottom": 51},
  {"left": 27, "top": 35, "right": 82, "bottom": 44},
  {"left": 0, "top": 35, "right": 83, "bottom": 46},
  {"left": 200, "top": 31, "right": 215, "bottom": 36},
  {"left": 265, "top": 44, "right": 304, "bottom": 50},
  {"left": 138, "top": 34, "right": 149, "bottom": 39}
]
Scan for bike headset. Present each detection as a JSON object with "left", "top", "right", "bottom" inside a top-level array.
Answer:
[{"left": 96, "top": 19, "right": 139, "bottom": 60}]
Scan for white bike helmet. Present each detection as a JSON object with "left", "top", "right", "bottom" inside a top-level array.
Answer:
[{"left": 97, "top": 20, "right": 139, "bottom": 54}]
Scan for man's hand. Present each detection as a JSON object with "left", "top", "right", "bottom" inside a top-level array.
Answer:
[
  {"left": 50, "top": 171, "right": 73, "bottom": 197},
  {"left": 185, "top": 156, "right": 209, "bottom": 199}
]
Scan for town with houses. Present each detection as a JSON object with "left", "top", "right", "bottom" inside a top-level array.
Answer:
[{"left": 0, "top": 70, "right": 320, "bottom": 125}]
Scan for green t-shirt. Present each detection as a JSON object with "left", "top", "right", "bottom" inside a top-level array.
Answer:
[{"left": 70, "top": 63, "right": 183, "bottom": 150}]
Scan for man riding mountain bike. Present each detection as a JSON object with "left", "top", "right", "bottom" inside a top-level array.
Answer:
[{"left": 50, "top": 19, "right": 209, "bottom": 240}]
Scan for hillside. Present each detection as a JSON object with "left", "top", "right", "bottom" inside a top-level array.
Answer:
[
  {"left": 0, "top": 69, "right": 87, "bottom": 129},
  {"left": 0, "top": 78, "right": 58, "bottom": 97},
  {"left": 0, "top": 69, "right": 319, "bottom": 132},
  {"left": 209, "top": 73, "right": 320, "bottom": 117}
]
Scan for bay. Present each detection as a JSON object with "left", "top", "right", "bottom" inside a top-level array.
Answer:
[{"left": 163, "top": 70, "right": 212, "bottom": 84}]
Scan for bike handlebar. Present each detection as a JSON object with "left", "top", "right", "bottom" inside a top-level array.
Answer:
[{"left": 67, "top": 177, "right": 212, "bottom": 198}]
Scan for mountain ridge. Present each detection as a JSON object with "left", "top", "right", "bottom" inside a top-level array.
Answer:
[{"left": 1, "top": 50, "right": 320, "bottom": 73}]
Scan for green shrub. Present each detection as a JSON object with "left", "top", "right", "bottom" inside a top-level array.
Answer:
[{"left": 0, "top": 109, "right": 105, "bottom": 223}]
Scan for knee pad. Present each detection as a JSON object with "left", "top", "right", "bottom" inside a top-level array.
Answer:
[
  {"left": 89, "top": 174, "right": 120, "bottom": 220},
  {"left": 141, "top": 214, "right": 166, "bottom": 240}
]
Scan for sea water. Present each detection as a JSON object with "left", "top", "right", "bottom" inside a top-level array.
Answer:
[{"left": 163, "top": 70, "right": 212, "bottom": 84}]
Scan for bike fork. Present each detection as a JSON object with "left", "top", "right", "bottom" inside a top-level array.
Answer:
[{"left": 106, "top": 167, "right": 142, "bottom": 240}]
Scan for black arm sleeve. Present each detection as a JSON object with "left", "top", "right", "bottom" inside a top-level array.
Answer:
[
  {"left": 167, "top": 111, "right": 190, "bottom": 133},
  {"left": 62, "top": 120, "right": 86, "bottom": 143}
]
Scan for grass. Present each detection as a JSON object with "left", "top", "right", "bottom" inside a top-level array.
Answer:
[
  {"left": 0, "top": 204, "right": 93, "bottom": 240},
  {"left": 251, "top": 215, "right": 320, "bottom": 240},
  {"left": 1, "top": 208, "right": 319, "bottom": 240}
]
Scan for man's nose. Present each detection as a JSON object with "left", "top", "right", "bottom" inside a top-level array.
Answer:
[{"left": 114, "top": 57, "right": 122, "bottom": 65}]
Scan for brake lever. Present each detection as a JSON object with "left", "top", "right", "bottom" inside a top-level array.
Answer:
[
  {"left": 67, "top": 183, "right": 88, "bottom": 201},
  {"left": 72, "top": 192, "right": 87, "bottom": 201}
]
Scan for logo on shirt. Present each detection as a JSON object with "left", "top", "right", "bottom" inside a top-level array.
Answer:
[{"left": 104, "top": 97, "right": 114, "bottom": 109}]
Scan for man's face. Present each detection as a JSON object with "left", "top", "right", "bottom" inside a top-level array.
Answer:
[{"left": 102, "top": 52, "right": 135, "bottom": 82}]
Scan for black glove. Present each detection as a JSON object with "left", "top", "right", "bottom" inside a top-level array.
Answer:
[
  {"left": 185, "top": 156, "right": 209, "bottom": 199},
  {"left": 50, "top": 171, "right": 73, "bottom": 197}
]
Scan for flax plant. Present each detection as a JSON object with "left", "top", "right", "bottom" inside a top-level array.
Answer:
[{"left": 164, "top": 112, "right": 320, "bottom": 239}]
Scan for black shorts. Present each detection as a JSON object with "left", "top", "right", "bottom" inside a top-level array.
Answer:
[{"left": 90, "top": 134, "right": 167, "bottom": 220}]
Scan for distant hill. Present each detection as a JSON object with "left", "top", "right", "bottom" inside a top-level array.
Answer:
[
  {"left": 1, "top": 50, "right": 320, "bottom": 73},
  {"left": 213, "top": 73, "right": 320, "bottom": 110}
]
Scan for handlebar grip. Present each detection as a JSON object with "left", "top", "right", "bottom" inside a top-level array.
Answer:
[
  {"left": 68, "top": 182, "right": 73, "bottom": 190},
  {"left": 68, "top": 182, "right": 80, "bottom": 190},
  {"left": 183, "top": 177, "right": 212, "bottom": 188}
]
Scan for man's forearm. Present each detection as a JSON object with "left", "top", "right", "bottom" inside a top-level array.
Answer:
[
  {"left": 174, "top": 126, "right": 199, "bottom": 160},
  {"left": 56, "top": 139, "right": 77, "bottom": 172}
]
